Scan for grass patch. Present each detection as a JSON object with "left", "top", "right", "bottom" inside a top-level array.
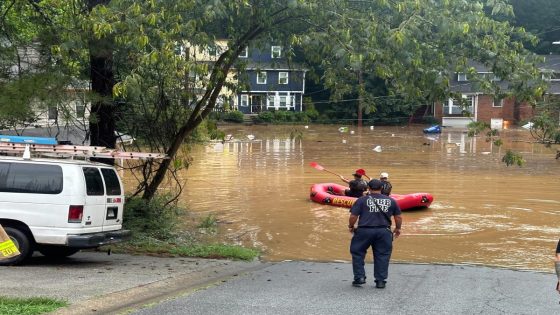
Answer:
[
  {"left": 170, "top": 244, "right": 259, "bottom": 261},
  {"left": 109, "top": 196, "right": 260, "bottom": 261},
  {"left": 111, "top": 238, "right": 258, "bottom": 261},
  {"left": 0, "top": 297, "right": 67, "bottom": 315}
]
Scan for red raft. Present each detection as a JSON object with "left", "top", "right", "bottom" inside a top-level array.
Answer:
[{"left": 309, "top": 183, "right": 433, "bottom": 210}]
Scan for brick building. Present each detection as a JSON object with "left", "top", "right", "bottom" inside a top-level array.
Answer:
[{"left": 432, "top": 55, "right": 560, "bottom": 128}]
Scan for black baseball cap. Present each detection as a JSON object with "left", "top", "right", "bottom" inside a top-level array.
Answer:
[{"left": 368, "top": 179, "right": 383, "bottom": 190}]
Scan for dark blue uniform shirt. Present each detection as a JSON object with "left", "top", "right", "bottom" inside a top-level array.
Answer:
[
  {"left": 350, "top": 193, "right": 401, "bottom": 227},
  {"left": 346, "top": 179, "right": 368, "bottom": 198}
]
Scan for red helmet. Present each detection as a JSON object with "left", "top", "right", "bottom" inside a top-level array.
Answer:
[{"left": 353, "top": 169, "right": 366, "bottom": 176}]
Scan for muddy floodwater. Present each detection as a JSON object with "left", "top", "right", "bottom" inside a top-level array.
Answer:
[{"left": 179, "top": 125, "right": 560, "bottom": 271}]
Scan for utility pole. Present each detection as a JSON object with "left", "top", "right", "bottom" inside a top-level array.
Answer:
[{"left": 357, "top": 70, "right": 363, "bottom": 128}]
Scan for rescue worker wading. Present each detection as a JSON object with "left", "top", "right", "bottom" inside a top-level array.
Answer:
[{"left": 348, "top": 179, "right": 402, "bottom": 288}]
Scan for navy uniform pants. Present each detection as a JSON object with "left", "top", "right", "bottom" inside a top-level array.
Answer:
[{"left": 350, "top": 227, "right": 393, "bottom": 281}]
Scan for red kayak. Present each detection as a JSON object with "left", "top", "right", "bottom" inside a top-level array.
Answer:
[{"left": 309, "top": 183, "right": 433, "bottom": 210}]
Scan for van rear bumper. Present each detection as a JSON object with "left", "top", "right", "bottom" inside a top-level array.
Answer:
[{"left": 66, "top": 230, "right": 131, "bottom": 248}]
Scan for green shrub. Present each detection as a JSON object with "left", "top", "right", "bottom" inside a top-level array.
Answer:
[
  {"left": 295, "top": 111, "right": 310, "bottom": 123},
  {"left": 304, "top": 108, "right": 319, "bottom": 121},
  {"left": 123, "top": 195, "right": 182, "bottom": 240},
  {"left": 502, "top": 150, "right": 525, "bottom": 167},
  {"left": 198, "top": 214, "right": 218, "bottom": 229},
  {"left": 422, "top": 116, "right": 438, "bottom": 125},
  {"left": 207, "top": 112, "right": 222, "bottom": 121},
  {"left": 273, "top": 110, "right": 289, "bottom": 122},
  {"left": 223, "top": 110, "right": 244, "bottom": 123},
  {"left": 258, "top": 111, "right": 274, "bottom": 122}
]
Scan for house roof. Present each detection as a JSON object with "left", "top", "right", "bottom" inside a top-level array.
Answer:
[
  {"left": 242, "top": 61, "right": 307, "bottom": 71},
  {"left": 450, "top": 55, "right": 560, "bottom": 95},
  {"left": 539, "top": 54, "right": 560, "bottom": 71}
]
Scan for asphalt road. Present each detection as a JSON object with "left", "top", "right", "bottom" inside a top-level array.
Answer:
[
  {"left": 133, "top": 261, "right": 559, "bottom": 315},
  {"left": 0, "top": 251, "right": 262, "bottom": 314}
]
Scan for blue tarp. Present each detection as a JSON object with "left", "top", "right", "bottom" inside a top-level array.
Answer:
[
  {"left": 0, "top": 135, "right": 58, "bottom": 145},
  {"left": 423, "top": 125, "right": 442, "bottom": 134}
]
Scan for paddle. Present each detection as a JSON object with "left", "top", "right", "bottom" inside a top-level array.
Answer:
[
  {"left": 309, "top": 162, "right": 343, "bottom": 177},
  {"left": 310, "top": 162, "right": 371, "bottom": 181}
]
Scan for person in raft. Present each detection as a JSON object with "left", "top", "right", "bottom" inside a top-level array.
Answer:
[
  {"left": 340, "top": 169, "right": 370, "bottom": 198},
  {"left": 380, "top": 172, "right": 392, "bottom": 196},
  {"left": 348, "top": 179, "right": 402, "bottom": 288},
  {"left": 554, "top": 240, "right": 560, "bottom": 293}
]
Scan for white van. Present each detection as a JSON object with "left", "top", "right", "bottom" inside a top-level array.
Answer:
[{"left": 0, "top": 157, "right": 130, "bottom": 265}]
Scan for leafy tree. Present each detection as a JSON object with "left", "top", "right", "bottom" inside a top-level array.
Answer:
[
  {"left": 2, "top": 0, "right": 547, "bottom": 198},
  {"left": 510, "top": 0, "right": 560, "bottom": 54}
]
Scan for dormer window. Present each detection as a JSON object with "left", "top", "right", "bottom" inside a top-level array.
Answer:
[
  {"left": 481, "top": 72, "right": 501, "bottom": 81},
  {"left": 457, "top": 73, "right": 468, "bottom": 82},
  {"left": 543, "top": 71, "right": 560, "bottom": 81},
  {"left": 271, "top": 46, "right": 282, "bottom": 58}
]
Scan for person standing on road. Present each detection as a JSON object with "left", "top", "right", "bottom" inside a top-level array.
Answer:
[
  {"left": 348, "top": 179, "right": 402, "bottom": 288},
  {"left": 380, "top": 172, "right": 392, "bottom": 196},
  {"left": 340, "top": 169, "right": 370, "bottom": 198}
]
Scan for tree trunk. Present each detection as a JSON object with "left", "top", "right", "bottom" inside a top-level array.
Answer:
[
  {"left": 141, "top": 25, "right": 265, "bottom": 200},
  {"left": 88, "top": 0, "right": 116, "bottom": 154}
]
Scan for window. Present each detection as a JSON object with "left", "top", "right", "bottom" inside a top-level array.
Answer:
[
  {"left": 83, "top": 167, "right": 104, "bottom": 196},
  {"left": 0, "top": 162, "right": 63, "bottom": 194},
  {"left": 101, "top": 169, "right": 121, "bottom": 196},
  {"left": 240, "top": 95, "right": 249, "bottom": 107},
  {"left": 278, "top": 72, "right": 289, "bottom": 84},
  {"left": 48, "top": 106, "right": 58, "bottom": 120},
  {"left": 457, "top": 73, "right": 468, "bottom": 82},
  {"left": 546, "top": 72, "right": 560, "bottom": 81},
  {"left": 174, "top": 43, "right": 184, "bottom": 56},
  {"left": 207, "top": 46, "right": 217, "bottom": 57},
  {"left": 542, "top": 71, "right": 560, "bottom": 81},
  {"left": 268, "top": 95, "right": 276, "bottom": 107},
  {"left": 279, "top": 96, "right": 287, "bottom": 107},
  {"left": 257, "top": 71, "right": 267, "bottom": 84},
  {"left": 271, "top": 46, "right": 282, "bottom": 58},
  {"left": 239, "top": 46, "right": 248, "bottom": 58},
  {"left": 75, "top": 102, "right": 86, "bottom": 118},
  {"left": 493, "top": 97, "right": 504, "bottom": 108},
  {"left": 481, "top": 72, "right": 501, "bottom": 82}
]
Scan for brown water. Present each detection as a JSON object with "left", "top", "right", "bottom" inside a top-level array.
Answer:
[{"left": 179, "top": 125, "right": 560, "bottom": 271}]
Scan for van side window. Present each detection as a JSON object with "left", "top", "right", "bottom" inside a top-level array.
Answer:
[
  {"left": 0, "top": 162, "right": 63, "bottom": 194},
  {"left": 83, "top": 167, "right": 105, "bottom": 196},
  {"left": 101, "top": 169, "right": 121, "bottom": 196}
]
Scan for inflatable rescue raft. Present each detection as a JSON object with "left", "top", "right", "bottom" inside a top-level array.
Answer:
[{"left": 309, "top": 183, "right": 433, "bottom": 210}]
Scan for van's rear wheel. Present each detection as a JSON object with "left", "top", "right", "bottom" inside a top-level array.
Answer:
[
  {"left": 38, "top": 245, "right": 80, "bottom": 258},
  {"left": 0, "top": 227, "right": 33, "bottom": 266}
]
